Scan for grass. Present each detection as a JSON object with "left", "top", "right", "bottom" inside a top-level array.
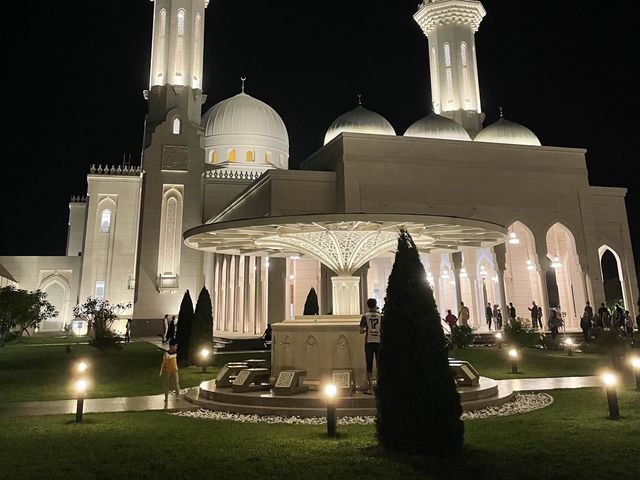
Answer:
[
  {"left": 453, "top": 346, "right": 615, "bottom": 379},
  {"left": 0, "top": 341, "right": 270, "bottom": 402},
  {"left": 0, "top": 388, "right": 638, "bottom": 480}
]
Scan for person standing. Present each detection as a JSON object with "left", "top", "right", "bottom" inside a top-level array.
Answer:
[
  {"left": 624, "top": 310, "right": 633, "bottom": 336},
  {"left": 596, "top": 303, "right": 608, "bottom": 328},
  {"left": 360, "top": 298, "right": 382, "bottom": 394},
  {"left": 124, "top": 319, "right": 131, "bottom": 343},
  {"left": 508, "top": 302, "right": 516, "bottom": 321},
  {"left": 537, "top": 305, "right": 544, "bottom": 330},
  {"left": 445, "top": 309, "right": 458, "bottom": 330},
  {"left": 584, "top": 301, "right": 594, "bottom": 324},
  {"left": 162, "top": 314, "right": 169, "bottom": 343},
  {"left": 485, "top": 303, "right": 493, "bottom": 330},
  {"left": 159, "top": 340, "right": 180, "bottom": 402},
  {"left": 528, "top": 301, "right": 539, "bottom": 329},
  {"left": 166, "top": 316, "right": 176, "bottom": 343},
  {"left": 495, "top": 307, "right": 503, "bottom": 330},
  {"left": 549, "top": 309, "right": 560, "bottom": 340},
  {"left": 458, "top": 302, "right": 470, "bottom": 327},
  {"left": 580, "top": 311, "right": 591, "bottom": 343}
]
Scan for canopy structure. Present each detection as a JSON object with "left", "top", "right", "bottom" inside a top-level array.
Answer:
[{"left": 184, "top": 213, "right": 507, "bottom": 314}]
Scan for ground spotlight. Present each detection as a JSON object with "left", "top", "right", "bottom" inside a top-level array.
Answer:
[
  {"left": 324, "top": 383, "right": 337, "bottom": 437},
  {"left": 508, "top": 348, "right": 519, "bottom": 374},
  {"left": 601, "top": 373, "right": 619, "bottom": 420}
]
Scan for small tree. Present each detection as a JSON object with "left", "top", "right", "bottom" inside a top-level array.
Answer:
[
  {"left": 303, "top": 287, "right": 319, "bottom": 315},
  {"left": 190, "top": 287, "right": 213, "bottom": 363},
  {"left": 175, "top": 290, "right": 194, "bottom": 366},
  {"left": 377, "top": 230, "right": 463, "bottom": 457},
  {"left": 0, "top": 286, "right": 57, "bottom": 342},
  {"left": 73, "top": 297, "right": 131, "bottom": 350}
]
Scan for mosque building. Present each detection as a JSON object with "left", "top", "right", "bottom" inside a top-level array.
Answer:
[{"left": 1, "top": 0, "right": 637, "bottom": 337}]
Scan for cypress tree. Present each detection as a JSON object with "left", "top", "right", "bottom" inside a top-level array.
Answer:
[
  {"left": 303, "top": 287, "right": 320, "bottom": 315},
  {"left": 376, "top": 230, "right": 463, "bottom": 457},
  {"left": 189, "top": 287, "right": 214, "bottom": 364},
  {"left": 175, "top": 290, "right": 194, "bottom": 366}
]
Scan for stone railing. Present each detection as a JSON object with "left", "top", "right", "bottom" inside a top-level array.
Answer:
[
  {"left": 70, "top": 195, "right": 88, "bottom": 203},
  {"left": 89, "top": 164, "right": 141, "bottom": 176},
  {"left": 204, "top": 169, "right": 262, "bottom": 181}
]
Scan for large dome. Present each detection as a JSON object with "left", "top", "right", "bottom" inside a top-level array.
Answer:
[
  {"left": 474, "top": 117, "right": 541, "bottom": 146},
  {"left": 202, "top": 91, "right": 289, "bottom": 170},
  {"left": 324, "top": 105, "right": 396, "bottom": 145},
  {"left": 404, "top": 111, "right": 471, "bottom": 141}
]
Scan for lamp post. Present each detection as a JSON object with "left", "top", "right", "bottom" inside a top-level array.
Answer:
[
  {"left": 75, "top": 379, "right": 88, "bottom": 423},
  {"left": 602, "top": 373, "right": 619, "bottom": 420},
  {"left": 199, "top": 348, "right": 210, "bottom": 373},
  {"left": 564, "top": 338, "right": 574, "bottom": 356},
  {"left": 324, "top": 383, "right": 337, "bottom": 437},
  {"left": 508, "top": 348, "right": 519, "bottom": 374},
  {"left": 630, "top": 357, "right": 640, "bottom": 391},
  {"left": 495, "top": 332, "right": 503, "bottom": 350}
]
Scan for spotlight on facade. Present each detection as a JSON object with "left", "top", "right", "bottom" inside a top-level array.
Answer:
[
  {"left": 324, "top": 383, "right": 338, "bottom": 437},
  {"left": 508, "top": 348, "right": 519, "bottom": 374},
  {"left": 551, "top": 256, "right": 562, "bottom": 268},
  {"left": 508, "top": 232, "right": 520, "bottom": 245},
  {"left": 601, "top": 373, "right": 619, "bottom": 420},
  {"left": 526, "top": 259, "right": 535, "bottom": 271},
  {"left": 75, "top": 379, "right": 88, "bottom": 423},
  {"left": 199, "top": 348, "right": 211, "bottom": 373},
  {"left": 460, "top": 267, "right": 468, "bottom": 278},
  {"left": 630, "top": 357, "right": 640, "bottom": 391}
]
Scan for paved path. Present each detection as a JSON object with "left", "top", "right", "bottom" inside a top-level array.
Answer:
[
  {"left": 0, "top": 376, "right": 607, "bottom": 418},
  {"left": 0, "top": 391, "right": 195, "bottom": 418}
]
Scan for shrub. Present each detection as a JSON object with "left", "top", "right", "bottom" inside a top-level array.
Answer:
[
  {"left": 175, "top": 290, "right": 194, "bottom": 366},
  {"left": 448, "top": 325, "right": 477, "bottom": 350},
  {"left": 189, "top": 287, "right": 213, "bottom": 364},
  {"left": 504, "top": 317, "right": 540, "bottom": 348},
  {"left": 590, "top": 327, "right": 631, "bottom": 368}
]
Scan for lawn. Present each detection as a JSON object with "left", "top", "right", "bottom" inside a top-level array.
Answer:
[
  {"left": 0, "top": 341, "right": 270, "bottom": 402},
  {"left": 0, "top": 388, "right": 637, "bottom": 480},
  {"left": 453, "top": 346, "right": 616, "bottom": 379}
]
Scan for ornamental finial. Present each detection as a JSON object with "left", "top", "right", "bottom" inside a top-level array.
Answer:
[
  {"left": 499, "top": 106, "right": 504, "bottom": 118},
  {"left": 357, "top": 93, "right": 362, "bottom": 106},
  {"left": 241, "top": 76, "right": 247, "bottom": 93}
]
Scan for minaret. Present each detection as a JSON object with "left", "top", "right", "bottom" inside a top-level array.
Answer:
[
  {"left": 134, "top": 0, "right": 208, "bottom": 322},
  {"left": 414, "top": 0, "right": 486, "bottom": 138}
]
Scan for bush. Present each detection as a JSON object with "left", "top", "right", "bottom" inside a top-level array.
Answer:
[
  {"left": 504, "top": 317, "right": 540, "bottom": 348},
  {"left": 448, "top": 325, "right": 477, "bottom": 350},
  {"left": 589, "top": 327, "right": 631, "bottom": 368}
]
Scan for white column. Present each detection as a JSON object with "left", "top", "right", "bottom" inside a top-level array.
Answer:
[{"left": 331, "top": 276, "right": 361, "bottom": 315}]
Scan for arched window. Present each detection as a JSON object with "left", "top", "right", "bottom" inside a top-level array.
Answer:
[
  {"left": 210, "top": 150, "right": 218, "bottom": 164},
  {"left": 155, "top": 9, "right": 167, "bottom": 82},
  {"left": 163, "top": 198, "right": 178, "bottom": 275},
  {"left": 443, "top": 43, "right": 454, "bottom": 107},
  {"left": 246, "top": 150, "right": 255, "bottom": 162},
  {"left": 100, "top": 210, "right": 111, "bottom": 233},
  {"left": 192, "top": 13, "right": 202, "bottom": 88},
  {"left": 228, "top": 149, "right": 236, "bottom": 162},
  {"left": 172, "top": 118, "right": 181, "bottom": 135},
  {"left": 461, "top": 42, "right": 472, "bottom": 109},
  {"left": 431, "top": 46, "right": 440, "bottom": 112},
  {"left": 174, "top": 9, "right": 186, "bottom": 83}
]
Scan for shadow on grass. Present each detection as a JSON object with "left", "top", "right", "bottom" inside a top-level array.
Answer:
[{"left": 360, "top": 444, "right": 499, "bottom": 480}]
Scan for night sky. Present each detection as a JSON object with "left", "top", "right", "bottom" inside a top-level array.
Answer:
[{"left": 3, "top": 0, "right": 638, "bottom": 286}]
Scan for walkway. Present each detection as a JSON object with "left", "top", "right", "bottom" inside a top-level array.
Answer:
[{"left": 0, "top": 375, "right": 606, "bottom": 418}]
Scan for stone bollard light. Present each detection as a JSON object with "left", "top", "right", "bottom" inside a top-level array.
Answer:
[
  {"left": 508, "top": 348, "right": 519, "bottom": 374},
  {"left": 200, "top": 348, "right": 210, "bottom": 373},
  {"left": 630, "top": 357, "right": 640, "bottom": 391},
  {"left": 324, "top": 383, "right": 338, "bottom": 437},
  {"left": 564, "top": 338, "right": 574, "bottom": 356},
  {"left": 495, "top": 332, "right": 503, "bottom": 350},
  {"left": 75, "top": 379, "right": 88, "bottom": 423},
  {"left": 602, "top": 373, "right": 619, "bottom": 420}
]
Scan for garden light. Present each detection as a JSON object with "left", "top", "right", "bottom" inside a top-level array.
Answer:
[
  {"left": 200, "top": 348, "right": 211, "bottom": 373},
  {"left": 77, "top": 361, "right": 88, "bottom": 374},
  {"left": 601, "top": 373, "right": 619, "bottom": 420},
  {"left": 564, "top": 338, "right": 574, "bottom": 356},
  {"left": 495, "top": 332, "right": 503, "bottom": 350},
  {"left": 630, "top": 356, "right": 640, "bottom": 391},
  {"left": 75, "top": 379, "right": 88, "bottom": 423},
  {"left": 324, "top": 383, "right": 338, "bottom": 437},
  {"left": 508, "top": 348, "right": 519, "bottom": 374}
]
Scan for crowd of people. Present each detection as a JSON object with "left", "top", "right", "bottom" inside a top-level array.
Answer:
[{"left": 579, "top": 301, "right": 638, "bottom": 342}]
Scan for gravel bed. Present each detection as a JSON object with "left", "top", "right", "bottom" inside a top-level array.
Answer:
[{"left": 170, "top": 393, "right": 553, "bottom": 424}]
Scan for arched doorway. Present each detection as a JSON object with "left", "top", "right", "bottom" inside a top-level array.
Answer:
[
  {"left": 598, "top": 245, "right": 629, "bottom": 310},
  {"left": 39, "top": 274, "right": 71, "bottom": 331}
]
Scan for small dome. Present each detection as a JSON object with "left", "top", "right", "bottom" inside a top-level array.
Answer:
[
  {"left": 324, "top": 105, "right": 396, "bottom": 145},
  {"left": 474, "top": 117, "right": 541, "bottom": 146},
  {"left": 202, "top": 92, "right": 289, "bottom": 153},
  {"left": 404, "top": 111, "right": 471, "bottom": 141}
]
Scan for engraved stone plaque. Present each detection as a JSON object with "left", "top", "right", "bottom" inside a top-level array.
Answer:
[
  {"left": 233, "top": 369, "right": 250, "bottom": 386},
  {"left": 332, "top": 371, "right": 351, "bottom": 388},
  {"left": 460, "top": 365, "right": 477, "bottom": 380},
  {"left": 162, "top": 146, "right": 189, "bottom": 171},
  {"left": 275, "top": 371, "right": 295, "bottom": 388}
]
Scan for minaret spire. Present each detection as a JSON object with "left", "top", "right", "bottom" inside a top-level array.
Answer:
[
  {"left": 241, "top": 76, "right": 247, "bottom": 93},
  {"left": 414, "top": 0, "right": 486, "bottom": 137}
]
